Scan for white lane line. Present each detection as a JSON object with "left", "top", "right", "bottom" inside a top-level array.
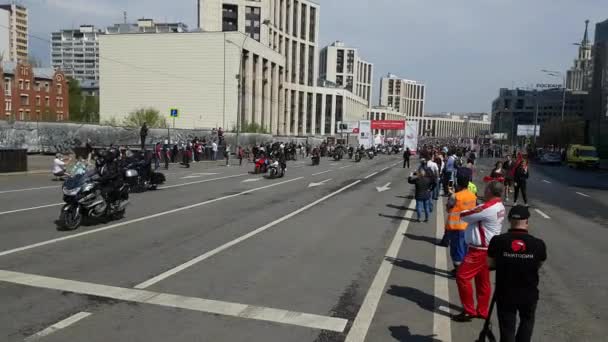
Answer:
[
  {"left": 158, "top": 173, "right": 248, "bottom": 190},
  {"left": 312, "top": 170, "right": 333, "bottom": 176},
  {"left": 534, "top": 209, "right": 551, "bottom": 219},
  {"left": 433, "top": 199, "right": 452, "bottom": 341},
  {"left": 181, "top": 173, "right": 219, "bottom": 179},
  {"left": 339, "top": 165, "right": 351, "bottom": 169},
  {"left": 330, "top": 163, "right": 339, "bottom": 166},
  {"left": 344, "top": 199, "right": 416, "bottom": 342},
  {"left": 0, "top": 203, "right": 63, "bottom": 216},
  {"left": 24, "top": 311, "right": 92, "bottom": 341},
  {"left": 576, "top": 191, "right": 591, "bottom": 198},
  {"left": 135, "top": 179, "right": 362, "bottom": 289},
  {"left": 542, "top": 180, "right": 552, "bottom": 184},
  {"left": 0, "top": 178, "right": 304, "bottom": 258},
  {"left": 0, "top": 270, "right": 347, "bottom": 333},
  {"left": 364, "top": 172, "right": 378, "bottom": 179},
  {"left": 0, "top": 185, "right": 58, "bottom": 194}
]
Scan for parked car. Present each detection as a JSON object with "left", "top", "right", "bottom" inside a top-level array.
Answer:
[{"left": 540, "top": 152, "right": 562, "bottom": 165}]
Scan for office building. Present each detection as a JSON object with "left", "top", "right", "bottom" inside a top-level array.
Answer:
[
  {"left": 51, "top": 25, "right": 102, "bottom": 83},
  {"left": 491, "top": 87, "right": 587, "bottom": 141},
  {"left": 588, "top": 18, "right": 608, "bottom": 157},
  {"left": 379, "top": 74, "right": 425, "bottom": 117},
  {"left": 0, "top": 9, "right": 8, "bottom": 61},
  {"left": 0, "top": 3, "right": 27, "bottom": 62},
  {"left": 567, "top": 20, "right": 593, "bottom": 92},
  {"left": 319, "top": 41, "right": 373, "bottom": 105},
  {"left": 106, "top": 19, "right": 188, "bottom": 34},
  {"left": 2, "top": 61, "right": 69, "bottom": 121}
]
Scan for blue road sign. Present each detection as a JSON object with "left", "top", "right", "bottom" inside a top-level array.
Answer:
[{"left": 170, "top": 108, "right": 179, "bottom": 118}]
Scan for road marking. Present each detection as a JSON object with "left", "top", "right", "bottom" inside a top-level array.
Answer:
[
  {"left": 534, "top": 209, "right": 551, "bottom": 219},
  {"left": 576, "top": 192, "right": 591, "bottom": 198},
  {"left": 24, "top": 311, "right": 92, "bottom": 341},
  {"left": 364, "top": 172, "right": 378, "bottom": 179},
  {"left": 242, "top": 178, "right": 262, "bottom": 183},
  {"left": 0, "top": 203, "right": 63, "bottom": 216},
  {"left": 135, "top": 179, "right": 362, "bottom": 289},
  {"left": 433, "top": 199, "right": 452, "bottom": 341},
  {"left": 0, "top": 270, "right": 347, "bottom": 332},
  {"left": 330, "top": 163, "right": 339, "bottom": 166},
  {"left": 307, "top": 179, "right": 332, "bottom": 188},
  {"left": 376, "top": 182, "right": 391, "bottom": 193},
  {"left": 339, "top": 165, "right": 351, "bottom": 169},
  {"left": 0, "top": 178, "right": 304, "bottom": 258},
  {"left": 312, "top": 170, "right": 333, "bottom": 176},
  {"left": 0, "top": 185, "right": 58, "bottom": 194},
  {"left": 542, "top": 180, "right": 552, "bottom": 184},
  {"left": 181, "top": 173, "right": 219, "bottom": 179},
  {"left": 158, "top": 173, "right": 248, "bottom": 190},
  {"left": 344, "top": 199, "right": 416, "bottom": 342}
]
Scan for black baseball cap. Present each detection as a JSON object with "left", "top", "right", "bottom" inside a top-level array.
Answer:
[{"left": 508, "top": 205, "right": 530, "bottom": 220}]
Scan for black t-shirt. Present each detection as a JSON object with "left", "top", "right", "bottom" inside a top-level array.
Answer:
[{"left": 488, "top": 229, "right": 547, "bottom": 304}]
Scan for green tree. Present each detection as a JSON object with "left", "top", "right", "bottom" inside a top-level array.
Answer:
[
  {"left": 123, "top": 107, "right": 167, "bottom": 128},
  {"left": 82, "top": 95, "right": 100, "bottom": 123},
  {"left": 68, "top": 78, "right": 84, "bottom": 122},
  {"left": 538, "top": 117, "right": 585, "bottom": 147},
  {"left": 101, "top": 116, "right": 120, "bottom": 126},
  {"left": 240, "top": 121, "right": 269, "bottom": 134}
]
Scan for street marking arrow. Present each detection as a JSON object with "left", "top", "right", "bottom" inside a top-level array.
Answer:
[
  {"left": 242, "top": 178, "right": 263, "bottom": 183},
  {"left": 376, "top": 182, "right": 391, "bottom": 193},
  {"left": 308, "top": 179, "right": 332, "bottom": 188}
]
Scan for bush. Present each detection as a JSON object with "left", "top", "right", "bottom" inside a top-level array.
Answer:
[{"left": 123, "top": 108, "right": 167, "bottom": 128}]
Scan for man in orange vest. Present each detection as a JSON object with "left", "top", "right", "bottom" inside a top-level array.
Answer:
[{"left": 445, "top": 174, "right": 477, "bottom": 274}]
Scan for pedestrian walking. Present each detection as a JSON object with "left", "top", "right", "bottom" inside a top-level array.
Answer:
[
  {"left": 237, "top": 145, "right": 244, "bottom": 166},
  {"left": 225, "top": 145, "right": 231, "bottom": 166},
  {"left": 513, "top": 160, "right": 529, "bottom": 206},
  {"left": 212, "top": 141, "right": 218, "bottom": 161},
  {"left": 162, "top": 140, "right": 170, "bottom": 170},
  {"left": 403, "top": 147, "right": 411, "bottom": 168},
  {"left": 408, "top": 168, "right": 436, "bottom": 223},
  {"left": 140, "top": 123, "right": 148, "bottom": 151},
  {"left": 453, "top": 181, "right": 506, "bottom": 322},
  {"left": 427, "top": 155, "right": 440, "bottom": 202},
  {"left": 445, "top": 175, "right": 477, "bottom": 274},
  {"left": 503, "top": 155, "right": 514, "bottom": 200},
  {"left": 488, "top": 205, "right": 546, "bottom": 342}
]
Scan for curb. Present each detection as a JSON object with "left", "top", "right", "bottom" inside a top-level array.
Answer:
[{"left": 0, "top": 170, "right": 49, "bottom": 176}]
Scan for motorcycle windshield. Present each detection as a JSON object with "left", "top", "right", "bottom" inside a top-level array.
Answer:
[{"left": 64, "top": 174, "right": 87, "bottom": 190}]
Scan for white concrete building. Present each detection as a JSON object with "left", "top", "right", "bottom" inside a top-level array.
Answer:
[
  {"left": 319, "top": 41, "right": 373, "bottom": 105},
  {"left": 315, "top": 86, "right": 368, "bottom": 135},
  {"left": 99, "top": 31, "right": 284, "bottom": 132},
  {"left": 51, "top": 25, "right": 102, "bottom": 83},
  {"left": 0, "top": 9, "right": 9, "bottom": 61},
  {"left": 0, "top": 3, "right": 27, "bottom": 62},
  {"left": 379, "top": 73, "right": 425, "bottom": 117}
]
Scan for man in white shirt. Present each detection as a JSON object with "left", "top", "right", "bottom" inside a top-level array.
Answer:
[
  {"left": 52, "top": 153, "right": 70, "bottom": 179},
  {"left": 427, "top": 155, "right": 440, "bottom": 208},
  {"left": 453, "top": 181, "right": 506, "bottom": 322},
  {"left": 212, "top": 141, "right": 218, "bottom": 161}
]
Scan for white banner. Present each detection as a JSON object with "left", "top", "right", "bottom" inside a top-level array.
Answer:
[
  {"left": 404, "top": 120, "right": 419, "bottom": 152},
  {"left": 358, "top": 120, "right": 372, "bottom": 148},
  {"left": 517, "top": 125, "right": 541, "bottom": 137}
]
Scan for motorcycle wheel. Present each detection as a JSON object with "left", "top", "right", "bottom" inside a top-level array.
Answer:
[{"left": 59, "top": 204, "right": 82, "bottom": 231}]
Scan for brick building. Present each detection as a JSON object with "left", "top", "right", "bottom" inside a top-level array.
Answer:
[{"left": 1, "top": 62, "right": 69, "bottom": 122}]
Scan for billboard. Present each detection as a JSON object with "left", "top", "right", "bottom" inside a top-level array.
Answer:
[
  {"left": 517, "top": 125, "right": 541, "bottom": 137},
  {"left": 357, "top": 120, "right": 373, "bottom": 148},
  {"left": 371, "top": 120, "right": 406, "bottom": 130},
  {"left": 403, "top": 120, "right": 419, "bottom": 152},
  {"left": 336, "top": 121, "right": 359, "bottom": 134}
]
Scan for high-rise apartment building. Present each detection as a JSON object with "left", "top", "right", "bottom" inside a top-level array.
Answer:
[
  {"left": 0, "top": 9, "right": 9, "bottom": 61},
  {"left": 0, "top": 3, "right": 27, "bottom": 62},
  {"left": 588, "top": 18, "right": 608, "bottom": 157},
  {"left": 566, "top": 20, "right": 593, "bottom": 92},
  {"left": 379, "top": 74, "right": 425, "bottom": 117},
  {"left": 106, "top": 19, "right": 188, "bottom": 34},
  {"left": 51, "top": 25, "right": 102, "bottom": 82},
  {"left": 319, "top": 41, "right": 373, "bottom": 105}
]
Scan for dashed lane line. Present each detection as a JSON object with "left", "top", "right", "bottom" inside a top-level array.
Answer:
[
  {"left": 0, "top": 203, "right": 63, "bottom": 216},
  {"left": 575, "top": 191, "right": 591, "bottom": 198},
  {"left": 534, "top": 209, "right": 551, "bottom": 219},
  {"left": 24, "top": 312, "right": 92, "bottom": 341},
  {"left": 0, "top": 270, "right": 347, "bottom": 332},
  {"left": 158, "top": 173, "right": 248, "bottom": 190},
  {"left": 0, "top": 177, "right": 304, "bottom": 258},
  {"left": 542, "top": 180, "right": 552, "bottom": 184},
  {"left": 344, "top": 198, "right": 416, "bottom": 342},
  {"left": 364, "top": 172, "right": 378, "bottom": 179},
  {"left": 0, "top": 185, "right": 58, "bottom": 194},
  {"left": 135, "top": 178, "right": 363, "bottom": 289},
  {"left": 433, "top": 199, "right": 452, "bottom": 341},
  {"left": 312, "top": 170, "right": 333, "bottom": 176}
]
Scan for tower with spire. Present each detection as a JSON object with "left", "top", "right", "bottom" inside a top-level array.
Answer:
[{"left": 567, "top": 20, "right": 593, "bottom": 92}]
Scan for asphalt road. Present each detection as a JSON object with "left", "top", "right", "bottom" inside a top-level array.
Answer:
[{"left": 0, "top": 154, "right": 606, "bottom": 341}]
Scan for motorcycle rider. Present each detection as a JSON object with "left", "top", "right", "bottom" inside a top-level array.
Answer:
[
  {"left": 97, "top": 150, "right": 124, "bottom": 204},
  {"left": 278, "top": 144, "right": 287, "bottom": 175}
]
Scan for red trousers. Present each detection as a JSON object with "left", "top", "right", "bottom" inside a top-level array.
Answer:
[{"left": 456, "top": 247, "right": 491, "bottom": 318}]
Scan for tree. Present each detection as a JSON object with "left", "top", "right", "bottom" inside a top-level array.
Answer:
[
  {"left": 68, "top": 78, "right": 84, "bottom": 122},
  {"left": 123, "top": 108, "right": 167, "bottom": 128},
  {"left": 82, "top": 95, "right": 100, "bottom": 123},
  {"left": 538, "top": 117, "right": 585, "bottom": 147}
]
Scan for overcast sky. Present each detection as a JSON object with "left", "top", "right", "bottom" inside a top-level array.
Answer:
[{"left": 22, "top": 0, "right": 608, "bottom": 113}]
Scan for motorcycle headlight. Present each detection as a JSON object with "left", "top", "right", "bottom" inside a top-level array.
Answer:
[{"left": 63, "top": 187, "right": 80, "bottom": 196}]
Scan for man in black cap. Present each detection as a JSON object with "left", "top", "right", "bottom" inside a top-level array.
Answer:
[{"left": 487, "top": 205, "right": 547, "bottom": 342}]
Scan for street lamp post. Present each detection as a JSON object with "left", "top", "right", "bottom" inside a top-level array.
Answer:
[{"left": 226, "top": 37, "right": 248, "bottom": 149}]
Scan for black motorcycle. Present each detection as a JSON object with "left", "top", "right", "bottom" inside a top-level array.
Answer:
[
  {"left": 59, "top": 170, "right": 129, "bottom": 230},
  {"left": 124, "top": 158, "right": 165, "bottom": 192}
]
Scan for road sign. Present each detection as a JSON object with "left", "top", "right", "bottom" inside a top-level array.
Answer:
[
  {"left": 517, "top": 125, "right": 540, "bottom": 137},
  {"left": 170, "top": 108, "right": 179, "bottom": 118}
]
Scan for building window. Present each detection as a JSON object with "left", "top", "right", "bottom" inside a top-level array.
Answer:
[
  {"left": 56, "top": 98, "right": 63, "bottom": 107},
  {"left": 35, "top": 96, "right": 40, "bottom": 106},
  {"left": 336, "top": 49, "right": 344, "bottom": 73},
  {"left": 45, "top": 82, "right": 50, "bottom": 92},
  {"left": 315, "top": 93, "right": 322, "bottom": 134},
  {"left": 300, "top": 3, "right": 307, "bottom": 40},
  {"left": 4, "top": 78, "right": 10, "bottom": 95},
  {"left": 25, "top": 80, "right": 30, "bottom": 90},
  {"left": 57, "top": 84, "right": 63, "bottom": 94},
  {"left": 45, "top": 97, "right": 50, "bottom": 106},
  {"left": 19, "top": 80, "right": 24, "bottom": 90},
  {"left": 5, "top": 100, "right": 11, "bottom": 111},
  {"left": 20, "top": 95, "right": 29, "bottom": 106},
  {"left": 35, "top": 81, "right": 40, "bottom": 91},
  {"left": 325, "top": 94, "right": 332, "bottom": 134},
  {"left": 19, "top": 111, "right": 24, "bottom": 120},
  {"left": 299, "top": 42, "right": 305, "bottom": 85},
  {"left": 308, "top": 46, "right": 314, "bottom": 87},
  {"left": 309, "top": 7, "right": 316, "bottom": 43},
  {"left": 292, "top": 0, "right": 298, "bottom": 36}
]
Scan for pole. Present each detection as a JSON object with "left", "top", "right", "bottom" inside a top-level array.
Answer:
[
  {"left": 223, "top": 33, "right": 226, "bottom": 130},
  {"left": 561, "top": 75, "right": 566, "bottom": 122},
  {"left": 533, "top": 96, "right": 538, "bottom": 146}
]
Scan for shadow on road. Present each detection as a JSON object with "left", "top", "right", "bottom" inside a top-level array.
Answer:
[
  {"left": 396, "top": 195, "right": 414, "bottom": 200},
  {"left": 385, "top": 257, "right": 451, "bottom": 279},
  {"left": 403, "top": 233, "right": 439, "bottom": 246},
  {"left": 388, "top": 326, "right": 442, "bottom": 342},
  {"left": 386, "top": 284, "right": 461, "bottom": 318},
  {"left": 386, "top": 204, "right": 415, "bottom": 212},
  {"left": 378, "top": 213, "right": 417, "bottom": 222}
]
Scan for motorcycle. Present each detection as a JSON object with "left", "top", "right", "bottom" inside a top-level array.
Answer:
[
  {"left": 367, "top": 150, "right": 375, "bottom": 160},
  {"left": 58, "top": 170, "right": 129, "bottom": 231},
  {"left": 268, "top": 160, "right": 285, "bottom": 179},
  {"left": 355, "top": 151, "right": 363, "bottom": 162},
  {"left": 312, "top": 155, "right": 320, "bottom": 166},
  {"left": 254, "top": 156, "right": 269, "bottom": 174},
  {"left": 124, "top": 159, "right": 165, "bottom": 192},
  {"left": 348, "top": 149, "right": 354, "bottom": 159},
  {"left": 333, "top": 150, "right": 343, "bottom": 161}
]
